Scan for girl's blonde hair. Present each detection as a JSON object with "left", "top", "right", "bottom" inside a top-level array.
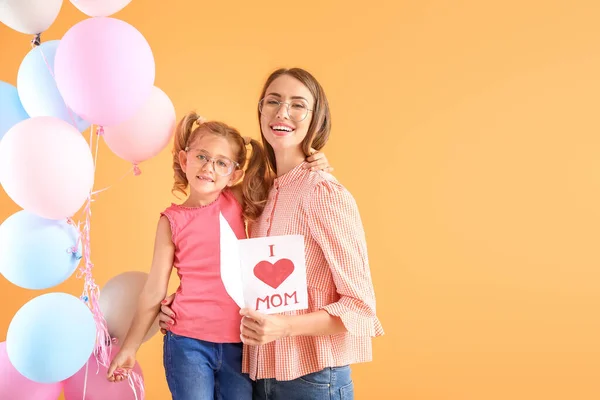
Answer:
[{"left": 172, "top": 112, "right": 270, "bottom": 221}]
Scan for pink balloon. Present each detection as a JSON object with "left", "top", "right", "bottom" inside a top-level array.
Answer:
[
  {"left": 0, "top": 116, "right": 95, "bottom": 220},
  {"left": 103, "top": 86, "right": 176, "bottom": 165},
  {"left": 0, "top": 342, "right": 63, "bottom": 400},
  {"left": 63, "top": 345, "right": 143, "bottom": 400},
  {"left": 54, "top": 17, "right": 155, "bottom": 126}
]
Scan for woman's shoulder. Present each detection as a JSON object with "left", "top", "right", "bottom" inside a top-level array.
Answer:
[{"left": 301, "top": 170, "right": 357, "bottom": 208}]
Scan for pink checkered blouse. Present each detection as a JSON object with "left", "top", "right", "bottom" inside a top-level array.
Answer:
[{"left": 242, "top": 162, "right": 384, "bottom": 381}]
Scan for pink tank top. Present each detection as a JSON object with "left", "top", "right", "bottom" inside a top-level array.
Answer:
[{"left": 160, "top": 189, "right": 246, "bottom": 343}]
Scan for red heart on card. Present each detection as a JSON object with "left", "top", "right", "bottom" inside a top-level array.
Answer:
[{"left": 253, "top": 259, "right": 295, "bottom": 289}]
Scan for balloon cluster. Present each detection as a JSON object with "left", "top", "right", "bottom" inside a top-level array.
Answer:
[{"left": 0, "top": 1, "right": 173, "bottom": 398}]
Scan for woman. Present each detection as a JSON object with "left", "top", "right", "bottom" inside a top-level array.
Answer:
[{"left": 159, "top": 68, "right": 383, "bottom": 400}]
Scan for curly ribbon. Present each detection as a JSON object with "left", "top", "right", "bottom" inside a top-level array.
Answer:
[
  {"left": 68, "top": 127, "right": 145, "bottom": 400},
  {"left": 112, "top": 367, "right": 145, "bottom": 400},
  {"left": 128, "top": 370, "right": 145, "bottom": 400},
  {"left": 75, "top": 126, "right": 112, "bottom": 370}
]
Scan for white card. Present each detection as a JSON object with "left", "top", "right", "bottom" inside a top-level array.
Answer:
[
  {"left": 219, "top": 213, "right": 245, "bottom": 308},
  {"left": 219, "top": 213, "right": 308, "bottom": 314},
  {"left": 238, "top": 234, "right": 308, "bottom": 314}
]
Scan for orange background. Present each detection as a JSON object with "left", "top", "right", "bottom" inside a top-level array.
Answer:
[{"left": 2, "top": 1, "right": 600, "bottom": 399}]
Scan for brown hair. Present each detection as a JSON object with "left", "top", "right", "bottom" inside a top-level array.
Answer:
[
  {"left": 172, "top": 111, "right": 270, "bottom": 221},
  {"left": 257, "top": 68, "right": 332, "bottom": 174}
]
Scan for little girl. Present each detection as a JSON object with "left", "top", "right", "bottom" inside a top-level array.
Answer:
[{"left": 107, "top": 112, "right": 329, "bottom": 400}]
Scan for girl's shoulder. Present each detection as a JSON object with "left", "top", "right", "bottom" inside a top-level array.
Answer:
[{"left": 223, "top": 186, "right": 244, "bottom": 210}]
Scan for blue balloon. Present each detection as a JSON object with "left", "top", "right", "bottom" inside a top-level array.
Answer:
[
  {"left": 0, "top": 210, "right": 82, "bottom": 290},
  {"left": 17, "top": 40, "right": 90, "bottom": 132},
  {"left": 0, "top": 81, "right": 29, "bottom": 141},
  {"left": 6, "top": 292, "right": 97, "bottom": 383}
]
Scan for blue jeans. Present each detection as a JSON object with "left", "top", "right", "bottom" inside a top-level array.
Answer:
[
  {"left": 252, "top": 366, "right": 354, "bottom": 400},
  {"left": 163, "top": 331, "right": 252, "bottom": 400}
]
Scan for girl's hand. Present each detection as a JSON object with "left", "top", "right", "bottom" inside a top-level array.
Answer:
[
  {"left": 304, "top": 148, "right": 333, "bottom": 172},
  {"left": 158, "top": 293, "right": 176, "bottom": 334},
  {"left": 107, "top": 347, "right": 137, "bottom": 382},
  {"left": 239, "top": 308, "right": 291, "bottom": 346}
]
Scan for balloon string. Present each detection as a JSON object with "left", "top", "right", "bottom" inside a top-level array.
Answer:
[
  {"left": 129, "top": 370, "right": 145, "bottom": 400},
  {"left": 91, "top": 166, "right": 135, "bottom": 196},
  {"left": 82, "top": 360, "right": 89, "bottom": 400},
  {"left": 34, "top": 41, "right": 83, "bottom": 131},
  {"left": 66, "top": 129, "right": 144, "bottom": 399},
  {"left": 72, "top": 126, "right": 112, "bottom": 369}
]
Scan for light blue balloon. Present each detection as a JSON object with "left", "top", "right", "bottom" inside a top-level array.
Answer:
[
  {"left": 6, "top": 292, "right": 97, "bottom": 383},
  {"left": 0, "top": 210, "right": 82, "bottom": 290},
  {"left": 17, "top": 40, "right": 90, "bottom": 132},
  {"left": 0, "top": 81, "right": 29, "bottom": 141}
]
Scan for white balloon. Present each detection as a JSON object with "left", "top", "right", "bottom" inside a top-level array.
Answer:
[
  {"left": 0, "top": 0, "right": 63, "bottom": 35},
  {"left": 99, "top": 271, "right": 160, "bottom": 344},
  {"left": 69, "top": 0, "right": 131, "bottom": 17}
]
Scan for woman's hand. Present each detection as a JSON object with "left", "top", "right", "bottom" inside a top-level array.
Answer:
[
  {"left": 304, "top": 148, "right": 333, "bottom": 172},
  {"left": 158, "top": 293, "right": 176, "bottom": 334},
  {"left": 239, "top": 308, "right": 291, "bottom": 346}
]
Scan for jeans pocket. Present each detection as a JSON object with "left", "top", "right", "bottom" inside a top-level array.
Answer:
[
  {"left": 168, "top": 331, "right": 186, "bottom": 340},
  {"left": 298, "top": 368, "right": 332, "bottom": 387},
  {"left": 339, "top": 382, "right": 354, "bottom": 399}
]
